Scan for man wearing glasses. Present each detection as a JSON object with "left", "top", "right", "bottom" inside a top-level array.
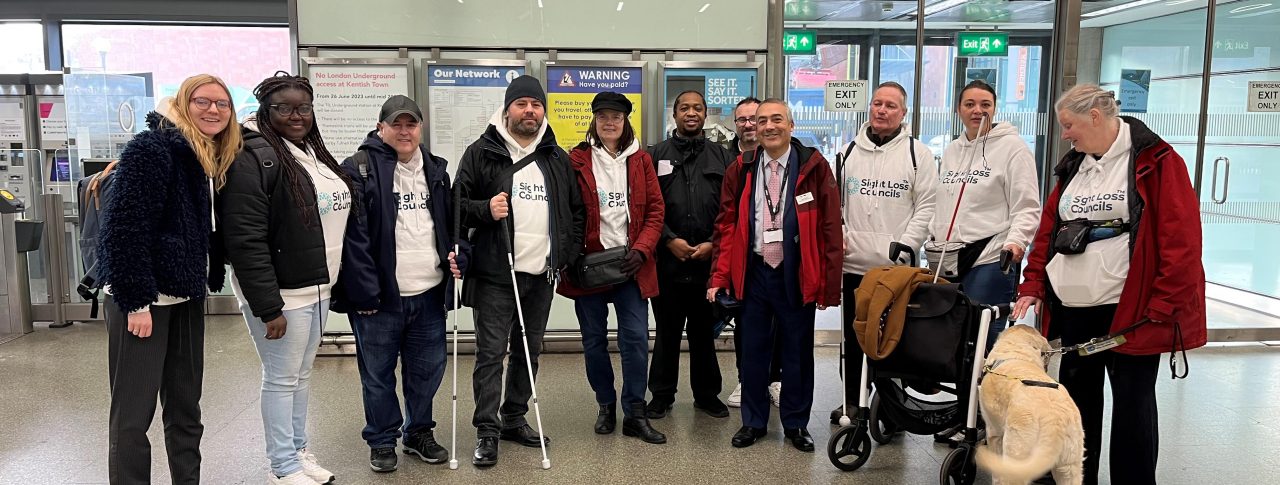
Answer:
[
  {"left": 728, "top": 97, "right": 761, "bottom": 159},
  {"left": 645, "top": 90, "right": 735, "bottom": 421}
]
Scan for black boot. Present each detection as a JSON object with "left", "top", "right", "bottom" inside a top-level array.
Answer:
[
  {"left": 595, "top": 403, "right": 616, "bottom": 434},
  {"left": 623, "top": 402, "right": 667, "bottom": 444}
]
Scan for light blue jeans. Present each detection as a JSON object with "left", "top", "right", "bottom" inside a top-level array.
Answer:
[{"left": 240, "top": 299, "right": 327, "bottom": 477}]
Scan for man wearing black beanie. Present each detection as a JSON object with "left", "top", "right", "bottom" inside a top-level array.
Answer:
[{"left": 453, "top": 74, "right": 584, "bottom": 467}]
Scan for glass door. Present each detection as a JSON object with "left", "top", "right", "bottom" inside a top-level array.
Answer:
[{"left": 1200, "top": 0, "right": 1280, "bottom": 299}]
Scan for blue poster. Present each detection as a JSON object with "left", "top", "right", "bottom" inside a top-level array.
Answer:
[
  {"left": 427, "top": 65, "right": 524, "bottom": 87},
  {"left": 661, "top": 67, "right": 759, "bottom": 141},
  {"left": 1119, "top": 69, "right": 1150, "bottom": 113}
]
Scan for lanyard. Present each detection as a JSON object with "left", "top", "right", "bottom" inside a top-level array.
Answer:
[{"left": 762, "top": 159, "right": 789, "bottom": 225}]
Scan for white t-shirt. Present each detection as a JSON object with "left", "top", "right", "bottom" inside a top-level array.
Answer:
[
  {"left": 393, "top": 148, "right": 444, "bottom": 296},
  {"left": 491, "top": 109, "right": 552, "bottom": 275},
  {"left": 591, "top": 140, "right": 639, "bottom": 249},
  {"left": 272, "top": 141, "right": 351, "bottom": 311},
  {"left": 1046, "top": 119, "right": 1132, "bottom": 307}
]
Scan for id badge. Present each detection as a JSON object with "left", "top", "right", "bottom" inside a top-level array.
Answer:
[
  {"left": 1078, "top": 335, "right": 1126, "bottom": 356},
  {"left": 763, "top": 229, "right": 783, "bottom": 244}
]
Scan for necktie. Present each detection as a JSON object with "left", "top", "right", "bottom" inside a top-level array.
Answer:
[{"left": 763, "top": 159, "right": 783, "bottom": 268}]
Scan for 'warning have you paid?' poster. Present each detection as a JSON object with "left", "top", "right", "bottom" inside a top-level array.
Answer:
[{"left": 545, "top": 66, "right": 643, "bottom": 152}]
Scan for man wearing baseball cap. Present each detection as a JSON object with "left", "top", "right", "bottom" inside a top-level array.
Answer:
[
  {"left": 335, "top": 94, "right": 466, "bottom": 473},
  {"left": 454, "top": 75, "right": 584, "bottom": 467}
]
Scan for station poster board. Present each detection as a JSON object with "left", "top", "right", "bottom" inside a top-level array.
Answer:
[
  {"left": 423, "top": 59, "right": 527, "bottom": 169},
  {"left": 657, "top": 61, "right": 763, "bottom": 143},
  {"left": 301, "top": 57, "right": 414, "bottom": 157},
  {"left": 543, "top": 61, "right": 645, "bottom": 152}
]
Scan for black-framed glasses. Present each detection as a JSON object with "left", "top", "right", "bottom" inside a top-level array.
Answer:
[
  {"left": 269, "top": 103, "right": 314, "bottom": 116},
  {"left": 734, "top": 117, "right": 756, "bottom": 125},
  {"left": 191, "top": 97, "right": 230, "bottom": 111}
]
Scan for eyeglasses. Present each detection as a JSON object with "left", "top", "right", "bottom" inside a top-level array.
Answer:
[
  {"left": 269, "top": 104, "right": 314, "bottom": 116},
  {"left": 596, "top": 112, "right": 625, "bottom": 123},
  {"left": 734, "top": 117, "right": 756, "bottom": 125},
  {"left": 191, "top": 97, "right": 230, "bottom": 111}
]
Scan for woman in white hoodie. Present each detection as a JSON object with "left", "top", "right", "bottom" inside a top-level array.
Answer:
[{"left": 928, "top": 80, "right": 1041, "bottom": 349}]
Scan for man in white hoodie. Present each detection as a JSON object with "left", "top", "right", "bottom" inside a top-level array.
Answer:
[
  {"left": 829, "top": 81, "right": 938, "bottom": 422},
  {"left": 454, "top": 76, "right": 585, "bottom": 467}
]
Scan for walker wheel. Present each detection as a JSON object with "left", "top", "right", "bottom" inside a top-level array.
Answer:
[
  {"left": 939, "top": 445, "right": 976, "bottom": 485},
  {"left": 827, "top": 425, "right": 872, "bottom": 471},
  {"left": 868, "top": 392, "right": 899, "bottom": 445}
]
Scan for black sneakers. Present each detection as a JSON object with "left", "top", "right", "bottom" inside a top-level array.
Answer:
[
  {"left": 369, "top": 447, "right": 397, "bottom": 473},
  {"left": 403, "top": 431, "right": 449, "bottom": 464}
]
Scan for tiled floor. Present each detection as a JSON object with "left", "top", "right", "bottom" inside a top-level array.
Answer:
[{"left": 1, "top": 317, "right": 1278, "bottom": 484}]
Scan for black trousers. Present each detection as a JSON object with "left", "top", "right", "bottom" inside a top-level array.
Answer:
[
  {"left": 734, "top": 318, "right": 784, "bottom": 383},
  {"left": 839, "top": 273, "right": 865, "bottom": 406},
  {"left": 470, "top": 273, "right": 553, "bottom": 438},
  {"left": 1055, "top": 303, "right": 1160, "bottom": 485},
  {"left": 649, "top": 278, "right": 721, "bottom": 404},
  {"left": 106, "top": 296, "right": 206, "bottom": 485}
]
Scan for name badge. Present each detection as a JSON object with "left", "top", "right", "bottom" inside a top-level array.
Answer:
[
  {"left": 658, "top": 160, "right": 674, "bottom": 176},
  {"left": 796, "top": 192, "right": 814, "bottom": 205},
  {"left": 763, "top": 229, "right": 783, "bottom": 244},
  {"left": 1078, "top": 335, "right": 1126, "bottom": 356}
]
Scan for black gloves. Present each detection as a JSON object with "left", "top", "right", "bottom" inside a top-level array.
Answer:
[{"left": 620, "top": 249, "right": 644, "bottom": 276}]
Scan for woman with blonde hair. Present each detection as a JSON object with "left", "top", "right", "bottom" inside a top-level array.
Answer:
[
  {"left": 1012, "top": 83, "right": 1206, "bottom": 485},
  {"left": 97, "top": 73, "right": 241, "bottom": 484}
]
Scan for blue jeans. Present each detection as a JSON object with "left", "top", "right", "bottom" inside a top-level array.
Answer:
[
  {"left": 239, "top": 298, "right": 327, "bottom": 477},
  {"left": 574, "top": 280, "right": 651, "bottom": 417},
  {"left": 350, "top": 287, "right": 448, "bottom": 448},
  {"left": 961, "top": 261, "right": 1018, "bottom": 352}
]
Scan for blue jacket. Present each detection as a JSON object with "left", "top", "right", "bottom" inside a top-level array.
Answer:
[
  {"left": 99, "top": 112, "right": 225, "bottom": 313},
  {"left": 333, "top": 131, "right": 468, "bottom": 313}
]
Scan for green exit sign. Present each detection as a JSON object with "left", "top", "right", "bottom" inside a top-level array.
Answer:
[
  {"left": 957, "top": 31, "right": 1009, "bottom": 57},
  {"left": 783, "top": 30, "right": 817, "bottom": 55}
]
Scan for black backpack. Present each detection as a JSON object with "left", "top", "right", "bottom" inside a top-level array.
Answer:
[{"left": 76, "top": 161, "right": 121, "bottom": 318}]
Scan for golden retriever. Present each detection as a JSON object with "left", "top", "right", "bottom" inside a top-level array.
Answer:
[{"left": 975, "top": 324, "right": 1085, "bottom": 485}]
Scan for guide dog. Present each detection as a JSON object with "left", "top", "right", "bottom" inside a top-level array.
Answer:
[{"left": 975, "top": 324, "right": 1085, "bottom": 485}]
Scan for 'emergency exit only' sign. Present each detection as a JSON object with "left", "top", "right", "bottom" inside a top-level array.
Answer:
[
  {"left": 1248, "top": 81, "right": 1280, "bottom": 112},
  {"left": 825, "top": 80, "right": 868, "bottom": 112}
]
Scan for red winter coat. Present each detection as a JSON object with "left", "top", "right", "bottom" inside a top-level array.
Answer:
[
  {"left": 709, "top": 139, "right": 842, "bottom": 307},
  {"left": 1018, "top": 117, "right": 1206, "bottom": 356},
  {"left": 557, "top": 143, "right": 665, "bottom": 299}
]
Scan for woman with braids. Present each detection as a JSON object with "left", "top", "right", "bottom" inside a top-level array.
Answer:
[
  {"left": 218, "top": 72, "right": 355, "bottom": 485},
  {"left": 98, "top": 74, "right": 240, "bottom": 484}
]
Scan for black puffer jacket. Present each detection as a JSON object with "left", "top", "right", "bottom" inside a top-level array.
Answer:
[
  {"left": 98, "top": 112, "right": 225, "bottom": 313},
  {"left": 217, "top": 128, "right": 328, "bottom": 322},
  {"left": 649, "top": 133, "right": 732, "bottom": 283},
  {"left": 454, "top": 123, "right": 584, "bottom": 298}
]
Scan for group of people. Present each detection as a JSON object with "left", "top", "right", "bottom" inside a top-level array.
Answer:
[{"left": 97, "top": 70, "right": 1204, "bottom": 485}]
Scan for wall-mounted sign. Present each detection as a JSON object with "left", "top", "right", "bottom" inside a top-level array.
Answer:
[
  {"left": 425, "top": 61, "right": 525, "bottom": 168},
  {"left": 1248, "top": 81, "right": 1280, "bottom": 112},
  {"left": 783, "top": 30, "right": 817, "bottom": 56},
  {"left": 1119, "top": 69, "right": 1151, "bottom": 113},
  {"left": 305, "top": 59, "right": 412, "bottom": 157},
  {"left": 661, "top": 66, "right": 759, "bottom": 141},
  {"left": 957, "top": 31, "right": 1009, "bottom": 57},
  {"left": 823, "top": 80, "right": 868, "bottom": 112},
  {"left": 545, "top": 64, "right": 643, "bottom": 152}
]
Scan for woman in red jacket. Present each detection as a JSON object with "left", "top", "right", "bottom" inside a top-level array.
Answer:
[
  {"left": 1011, "top": 84, "right": 1206, "bottom": 485},
  {"left": 558, "top": 92, "right": 667, "bottom": 444}
]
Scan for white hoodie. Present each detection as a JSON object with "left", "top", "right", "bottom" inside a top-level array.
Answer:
[
  {"left": 489, "top": 109, "right": 552, "bottom": 274},
  {"left": 930, "top": 122, "right": 1041, "bottom": 266},
  {"left": 590, "top": 138, "right": 640, "bottom": 249},
  {"left": 838, "top": 122, "right": 938, "bottom": 274}
]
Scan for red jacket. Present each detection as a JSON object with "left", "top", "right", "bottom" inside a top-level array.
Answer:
[
  {"left": 557, "top": 143, "right": 665, "bottom": 299},
  {"left": 1019, "top": 117, "right": 1206, "bottom": 356},
  {"left": 710, "top": 139, "right": 842, "bottom": 307}
]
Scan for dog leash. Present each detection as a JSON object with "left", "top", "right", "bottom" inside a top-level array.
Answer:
[
  {"left": 1041, "top": 317, "right": 1190, "bottom": 380},
  {"left": 980, "top": 359, "right": 1060, "bottom": 389}
]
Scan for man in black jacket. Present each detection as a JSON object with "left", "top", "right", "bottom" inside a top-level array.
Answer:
[
  {"left": 726, "top": 97, "right": 761, "bottom": 159},
  {"left": 454, "top": 75, "right": 584, "bottom": 467},
  {"left": 335, "top": 96, "right": 464, "bottom": 473},
  {"left": 645, "top": 90, "right": 734, "bottom": 420}
]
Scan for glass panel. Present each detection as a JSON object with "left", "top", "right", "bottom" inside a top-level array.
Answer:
[
  {"left": 1201, "top": 1, "right": 1280, "bottom": 298},
  {"left": 0, "top": 22, "right": 45, "bottom": 73}
]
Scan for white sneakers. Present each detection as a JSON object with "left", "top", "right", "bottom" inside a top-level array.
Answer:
[
  {"left": 768, "top": 381, "right": 782, "bottom": 408},
  {"left": 728, "top": 384, "right": 743, "bottom": 408},
  {"left": 298, "top": 449, "right": 335, "bottom": 484},
  {"left": 268, "top": 471, "right": 319, "bottom": 485}
]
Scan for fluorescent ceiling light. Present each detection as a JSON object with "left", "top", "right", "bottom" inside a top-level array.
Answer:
[
  {"left": 617, "top": 2, "right": 624, "bottom": 11},
  {"left": 1232, "top": 6, "right": 1280, "bottom": 16},
  {"left": 538, "top": 0, "right": 543, "bottom": 8},
  {"left": 1231, "top": 3, "right": 1273, "bottom": 13},
  {"left": 1165, "top": 0, "right": 1197, "bottom": 5},
  {"left": 1083, "top": 0, "right": 1164, "bottom": 18},
  {"left": 899, "top": 0, "right": 967, "bottom": 19},
  {"left": 700, "top": 3, "right": 711, "bottom": 13}
]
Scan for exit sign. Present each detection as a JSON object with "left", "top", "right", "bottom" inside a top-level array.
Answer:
[
  {"left": 957, "top": 31, "right": 1009, "bottom": 57},
  {"left": 783, "top": 30, "right": 817, "bottom": 55}
]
